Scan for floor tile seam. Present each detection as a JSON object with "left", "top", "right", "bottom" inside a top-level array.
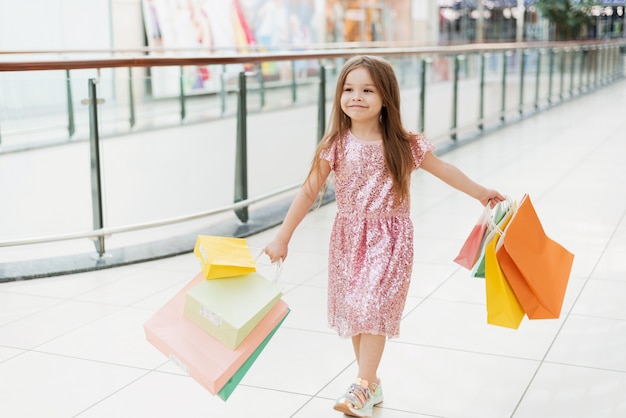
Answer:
[
  {"left": 72, "top": 369, "right": 155, "bottom": 418},
  {"left": 528, "top": 120, "right": 626, "bottom": 206},
  {"left": 509, "top": 206, "right": 625, "bottom": 415},
  {"left": 573, "top": 207, "right": 626, "bottom": 298},
  {"left": 283, "top": 359, "right": 357, "bottom": 417},
  {"left": 278, "top": 269, "right": 329, "bottom": 292},
  {"left": 565, "top": 311, "right": 626, "bottom": 323},
  {"left": 0, "top": 345, "right": 28, "bottom": 365},
  {"left": 584, "top": 275, "right": 626, "bottom": 285},
  {"left": 281, "top": 280, "right": 326, "bottom": 290},
  {"left": 388, "top": 339, "right": 543, "bottom": 363},
  {"left": 402, "top": 269, "right": 459, "bottom": 318},
  {"left": 372, "top": 405, "right": 445, "bottom": 418},
  {"left": 24, "top": 347, "right": 164, "bottom": 372},
  {"left": 540, "top": 359, "right": 626, "bottom": 376},
  {"left": 417, "top": 296, "right": 484, "bottom": 307},
  {"left": 25, "top": 307, "right": 131, "bottom": 353},
  {"left": 279, "top": 324, "right": 338, "bottom": 336},
  {"left": 227, "top": 384, "right": 319, "bottom": 404},
  {"left": 1, "top": 300, "right": 150, "bottom": 355},
  {"left": 400, "top": 295, "right": 463, "bottom": 319},
  {"left": 0, "top": 296, "right": 87, "bottom": 329}
]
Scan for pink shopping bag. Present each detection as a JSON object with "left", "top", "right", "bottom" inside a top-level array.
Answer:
[
  {"left": 454, "top": 206, "right": 490, "bottom": 269},
  {"left": 144, "top": 272, "right": 289, "bottom": 396}
]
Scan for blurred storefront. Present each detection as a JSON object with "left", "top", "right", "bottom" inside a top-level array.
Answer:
[
  {"left": 437, "top": 1, "right": 626, "bottom": 43},
  {"left": 325, "top": 0, "right": 438, "bottom": 44}
]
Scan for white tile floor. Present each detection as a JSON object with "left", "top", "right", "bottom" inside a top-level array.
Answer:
[{"left": 1, "top": 80, "right": 626, "bottom": 418}]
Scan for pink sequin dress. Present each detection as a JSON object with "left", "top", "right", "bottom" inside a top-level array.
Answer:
[{"left": 320, "top": 130, "right": 435, "bottom": 338}]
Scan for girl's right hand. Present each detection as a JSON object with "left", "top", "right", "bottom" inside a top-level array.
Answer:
[
  {"left": 480, "top": 189, "right": 506, "bottom": 208},
  {"left": 264, "top": 238, "right": 288, "bottom": 263}
]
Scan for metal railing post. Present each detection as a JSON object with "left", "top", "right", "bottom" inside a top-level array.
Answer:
[
  {"left": 234, "top": 71, "right": 249, "bottom": 223},
  {"left": 608, "top": 45, "right": 615, "bottom": 81},
  {"left": 220, "top": 65, "right": 227, "bottom": 115},
  {"left": 559, "top": 49, "right": 565, "bottom": 101},
  {"left": 258, "top": 63, "right": 266, "bottom": 108},
  {"left": 419, "top": 58, "right": 427, "bottom": 132},
  {"left": 580, "top": 48, "right": 587, "bottom": 91},
  {"left": 569, "top": 49, "right": 576, "bottom": 97},
  {"left": 66, "top": 70, "right": 75, "bottom": 137},
  {"left": 479, "top": 53, "right": 486, "bottom": 131},
  {"left": 179, "top": 66, "right": 186, "bottom": 120},
  {"left": 534, "top": 49, "right": 542, "bottom": 109},
  {"left": 87, "top": 78, "right": 106, "bottom": 257},
  {"left": 500, "top": 51, "right": 508, "bottom": 123},
  {"left": 548, "top": 48, "right": 555, "bottom": 105},
  {"left": 593, "top": 46, "right": 599, "bottom": 88},
  {"left": 291, "top": 61, "right": 297, "bottom": 103},
  {"left": 585, "top": 48, "right": 595, "bottom": 90},
  {"left": 317, "top": 65, "right": 326, "bottom": 143},
  {"left": 128, "top": 67, "right": 136, "bottom": 128},
  {"left": 451, "top": 55, "right": 461, "bottom": 141},
  {"left": 519, "top": 50, "right": 526, "bottom": 116}
]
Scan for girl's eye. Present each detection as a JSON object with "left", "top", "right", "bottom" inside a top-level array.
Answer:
[{"left": 343, "top": 88, "right": 353, "bottom": 92}]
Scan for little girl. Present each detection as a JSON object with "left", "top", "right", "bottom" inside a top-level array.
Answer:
[{"left": 264, "top": 55, "right": 504, "bottom": 417}]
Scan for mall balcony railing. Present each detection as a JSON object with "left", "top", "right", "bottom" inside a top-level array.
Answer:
[{"left": 0, "top": 40, "right": 624, "bottom": 280}]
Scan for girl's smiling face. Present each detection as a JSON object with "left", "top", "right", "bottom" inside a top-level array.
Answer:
[{"left": 340, "top": 66, "right": 383, "bottom": 126}]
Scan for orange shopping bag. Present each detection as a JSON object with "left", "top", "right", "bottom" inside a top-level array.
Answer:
[{"left": 495, "top": 194, "right": 574, "bottom": 319}]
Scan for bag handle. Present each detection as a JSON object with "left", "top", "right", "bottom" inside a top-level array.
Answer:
[
  {"left": 253, "top": 249, "right": 283, "bottom": 283},
  {"left": 486, "top": 196, "right": 515, "bottom": 236}
]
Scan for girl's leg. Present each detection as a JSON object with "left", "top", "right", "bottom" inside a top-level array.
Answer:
[
  {"left": 351, "top": 333, "right": 385, "bottom": 389},
  {"left": 335, "top": 334, "right": 386, "bottom": 414},
  {"left": 351, "top": 335, "right": 361, "bottom": 364},
  {"left": 357, "top": 334, "right": 385, "bottom": 389}
]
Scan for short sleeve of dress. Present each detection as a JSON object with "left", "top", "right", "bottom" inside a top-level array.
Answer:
[
  {"left": 410, "top": 132, "right": 435, "bottom": 169},
  {"left": 319, "top": 138, "right": 338, "bottom": 170}
]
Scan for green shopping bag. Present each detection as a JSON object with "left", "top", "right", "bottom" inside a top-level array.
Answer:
[
  {"left": 217, "top": 309, "right": 290, "bottom": 401},
  {"left": 471, "top": 200, "right": 514, "bottom": 278}
]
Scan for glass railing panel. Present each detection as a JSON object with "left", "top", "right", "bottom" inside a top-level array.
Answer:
[
  {"left": 0, "top": 70, "right": 71, "bottom": 149},
  {"left": 423, "top": 54, "right": 454, "bottom": 141},
  {"left": 0, "top": 138, "right": 94, "bottom": 235},
  {"left": 1, "top": 42, "right": 624, "bottom": 274}
]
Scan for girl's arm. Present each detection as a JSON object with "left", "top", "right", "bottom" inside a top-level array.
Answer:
[
  {"left": 420, "top": 152, "right": 504, "bottom": 207},
  {"left": 264, "top": 160, "right": 332, "bottom": 262}
]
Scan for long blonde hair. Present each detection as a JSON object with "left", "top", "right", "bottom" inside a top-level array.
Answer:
[{"left": 308, "top": 55, "right": 415, "bottom": 205}]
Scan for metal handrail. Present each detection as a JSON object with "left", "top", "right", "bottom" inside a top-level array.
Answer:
[
  {"left": 0, "top": 182, "right": 301, "bottom": 247},
  {"left": 1, "top": 40, "right": 624, "bottom": 72}
]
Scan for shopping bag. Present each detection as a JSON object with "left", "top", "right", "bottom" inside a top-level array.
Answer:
[
  {"left": 496, "top": 194, "right": 574, "bottom": 319},
  {"left": 217, "top": 310, "right": 288, "bottom": 401},
  {"left": 471, "top": 199, "right": 515, "bottom": 278},
  {"left": 454, "top": 205, "right": 490, "bottom": 269},
  {"left": 194, "top": 235, "right": 256, "bottom": 279},
  {"left": 184, "top": 272, "right": 283, "bottom": 349},
  {"left": 485, "top": 230, "right": 525, "bottom": 329},
  {"left": 144, "top": 272, "right": 289, "bottom": 397}
]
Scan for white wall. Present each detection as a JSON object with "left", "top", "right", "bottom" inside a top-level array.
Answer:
[
  {"left": 0, "top": 0, "right": 115, "bottom": 118},
  {"left": 0, "top": 0, "right": 112, "bottom": 50}
]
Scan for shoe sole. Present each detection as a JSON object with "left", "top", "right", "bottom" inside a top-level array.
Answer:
[
  {"left": 334, "top": 401, "right": 383, "bottom": 417},
  {"left": 333, "top": 402, "right": 371, "bottom": 417}
]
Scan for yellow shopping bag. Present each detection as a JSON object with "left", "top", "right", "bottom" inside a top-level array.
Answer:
[
  {"left": 485, "top": 222, "right": 525, "bottom": 329},
  {"left": 194, "top": 236, "right": 256, "bottom": 279}
]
